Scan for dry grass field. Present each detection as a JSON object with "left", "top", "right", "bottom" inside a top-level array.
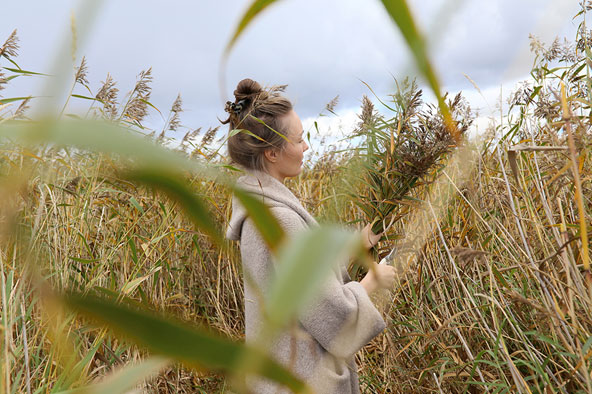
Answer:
[{"left": 1, "top": 3, "right": 592, "bottom": 393}]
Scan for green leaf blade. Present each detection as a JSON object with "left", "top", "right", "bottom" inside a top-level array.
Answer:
[
  {"left": 225, "top": 0, "right": 282, "bottom": 55},
  {"left": 64, "top": 293, "right": 308, "bottom": 393},
  {"left": 264, "top": 226, "right": 362, "bottom": 334},
  {"left": 127, "top": 170, "right": 223, "bottom": 245},
  {"left": 378, "top": 0, "right": 455, "bottom": 138},
  {"left": 233, "top": 187, "right": 285, "bottom": 250}
]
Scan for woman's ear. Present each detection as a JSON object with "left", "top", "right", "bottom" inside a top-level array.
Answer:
[{"left": 264, "top": 148, "right": 278, "bottom": 163}]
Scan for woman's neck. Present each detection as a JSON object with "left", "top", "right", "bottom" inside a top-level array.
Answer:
[{"left": 263, "top": 167, "right": 286, "bottom": 183}]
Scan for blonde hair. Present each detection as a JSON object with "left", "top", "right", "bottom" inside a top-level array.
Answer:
[{"left": 221, "top": 79, "right": 293, "bottom": 171}]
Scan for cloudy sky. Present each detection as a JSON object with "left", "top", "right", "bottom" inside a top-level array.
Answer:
[{"left": 0, "top": 0, "right": 583, "bottom": 141}]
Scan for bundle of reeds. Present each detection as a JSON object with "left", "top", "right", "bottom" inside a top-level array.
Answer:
[{"left": 349, "top": 79, "right": 472, "bottom": 241}]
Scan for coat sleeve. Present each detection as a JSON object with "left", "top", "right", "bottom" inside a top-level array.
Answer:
[{"left": 272, "top": 208, "right": 386, "bottom": 360}]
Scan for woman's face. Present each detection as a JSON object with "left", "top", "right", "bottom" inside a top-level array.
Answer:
[{"left": 266, "top": 110, "right": 309, "bottom": 182}]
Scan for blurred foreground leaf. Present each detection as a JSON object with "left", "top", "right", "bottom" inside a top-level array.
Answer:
[
  {"left": 54, "top": 356, "right": 169, "bottom": 394},
  {"left": 224, "top": 0, "right": 455, "bottom": 138},
  {"left": 233, "top": 187, "right": 285, "bottom": 251},
  {"left": 264, "top": 226, "right": 362, "bottom": 335},
  {"left": 378, "top": 0, "right": 455, "bottom": 137},
  {"left": 225, "top": 0, "right": 279, "bottom": 55},
  {"left": 64, "top": 293, "right": 309, "bottom": 393},
  {"left": 0, "top": 119, "right": 217, "bottom": 178},
  {"left": 128, "top": 170, "right": 223, "bottom": 244}
]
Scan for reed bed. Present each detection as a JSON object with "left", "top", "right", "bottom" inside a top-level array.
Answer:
[{"left": 1, "top": 8, "right": 592, "bottom": 393}]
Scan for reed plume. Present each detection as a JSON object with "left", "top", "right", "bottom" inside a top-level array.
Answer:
[
  {"left": 0, "top": 30, "right": 19, "bottom": 94},
  {"left": 184, "top": 127, "right": 201, "bottom": 142},
  {"left": 14, "top": 97, "right": 31, "bottom": 119},
  {"left": 0, "top": 29, "right": 19, "bottom": 58},
  {"left": 357, "top": 95, "right": 378, "bottom": 132},
  {"left": 123, "top": 67, "right": 153, "bottom": 124},
  {"left": 168, "top": 94, "right": 183, "bottom": 132},
  {"left": 199, "top": 126, "right": 218, "bottom": 149},
  {"left": 266, "top": 84, "right": 287, "bottom": 94},
  {"left": 0, "top": 70, "right": 5, "bottom": 94},
  {"left": 324, "top": 95, "right": 339, "bottom": 115},
  {"left": 74, "top": 56, "right": 89, "bottom": 85},
  {"left": 95, "top": 73, "right": 119, "bottom": 120},
  {"left": 157, "top": 95, "right": 183, "bottom": 142}
]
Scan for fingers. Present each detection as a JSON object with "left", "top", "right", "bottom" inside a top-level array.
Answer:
[
  {"left": 361, "top": 223, "right": 382, "bottom": 250},
  {"left": 361, "top": 262, "right": 397, "bottom": 294},
  {"left": 361, "top": 224, "right": 372, "bottom": 249},
  {"left": 369, "top": 231, "right": 381, "bottom": 244},
  {"left": 375, "top": 264, "right": 396, "bottom": 289}
]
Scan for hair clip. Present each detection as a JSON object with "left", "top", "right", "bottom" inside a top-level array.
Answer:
[
  {"left": 225, "top": 99, "right": 248, "bottom": 115},
  {"left": 234, "top": 99, "right": 247, "bottom": 113}
]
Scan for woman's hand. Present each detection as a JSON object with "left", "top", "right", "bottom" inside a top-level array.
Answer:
[
  {"left": 361, "top": 223, "right": 381, "bottom": 250},
  {"left": 360, "top": 262, "right": 396, "bottom": 295}
]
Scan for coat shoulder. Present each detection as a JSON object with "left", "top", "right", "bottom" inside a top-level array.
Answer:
[{"left": 269, "top": 206, "right": 308, "bottom": 234}]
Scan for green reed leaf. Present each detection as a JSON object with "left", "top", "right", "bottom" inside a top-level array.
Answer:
[
  {"left": 233, "top": 187, "right": 285, "bottom": 251},
  {"left": 64, "top": 293, "right": 308, "bottom": 393},
  {"left": 230, "top": 128, "right": 266, "bottom": 142},
  {"left": 264, "top": 226, "right": 362, "bottom": 335},
  {"left": 52, "top": 338, "right": 104, "bottom": 391},
  {"left": 127, "top": 169, "right": 223, "bottom": 245},
  {"left": 0, "top": 96, "right": 32, "bottom": 105},
  {"left": 54, "top": 357, "right": 170, "bottom": 394},
  {"left": 2, "top": 67, "right": 48, "bottom": 76},
  {"left": 225, "top": 0, "right": 281, "bottom": 55},
  {"left": 71, "top": 94, "right": 100, "bottom": 101},
  {"left": 0, "top": 119, "right": 218, "bottom": 179},
  {"left": 378, "top": 0, "right": 455, "bottom": 138},
  {"left": 250, "top": 115, "right": 290, "bottom": 143},
  {"left": 139, "top": 98, "right": 163, "bottom": 117}
]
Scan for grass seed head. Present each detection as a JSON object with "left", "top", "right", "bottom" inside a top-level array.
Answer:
[
  {"left": 190, "top": 127, "right": 202, "bottom": 139},
  {"left": 577, "top": 26, "right": 592, "bottom": 52},
  {"left": 357, "top": 95, "right": 376, "bottom": 133},
  {"left": 0, "top": 29, "right": 19, "bottom": 58},
  {"left": 123, "top": 68, "right": 153, "bottom": 123},
  {"left": 200, "top": 126, "right": 219, "bottom": 149},
  {"left": 132, "top": 67, "right": 153, "bottom": 97},
  {"left": 95, "top": 73, "right": 119, "bottom": 120},
  {"left": 168, "top": 94, "right": 183, "bottom": 131},
  {"left": 0, "top": 70, "right": 6, "bottom": 93},
  {"left": 266, "top": 84, "right": 287, "bottom": 94},
  {"left": 74, "top": 56, "right": 89, "bottom": 85},
  {"left": 14, "top": 97, "right": 31, "bottom": 119},
  {"left": 325, "top": 95, "right": 339, "bottom": 115}
]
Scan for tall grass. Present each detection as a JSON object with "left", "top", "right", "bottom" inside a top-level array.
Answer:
[
  {"left": 348, "top": 20, "right": 592, "bottom": 392},
  {"left": 1, "top": 2, "right": 591, "bottom": 393}
]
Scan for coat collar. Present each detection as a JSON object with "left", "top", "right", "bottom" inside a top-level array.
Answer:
[{"left": 226, "top": 170, "right": 318, "bottom": 240}]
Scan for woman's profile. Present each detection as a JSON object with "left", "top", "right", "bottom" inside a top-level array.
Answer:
[{"left": 225, "top": 78, "right": 396, "bottom": 393}]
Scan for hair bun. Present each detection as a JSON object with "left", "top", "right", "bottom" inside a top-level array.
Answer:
[{"left": 234, "top": 78, "right": 263, "bottom": 101}]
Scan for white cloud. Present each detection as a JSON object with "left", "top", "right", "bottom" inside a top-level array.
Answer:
[{"left": 302, "top": 107, "right": 360, "bottom": 138}]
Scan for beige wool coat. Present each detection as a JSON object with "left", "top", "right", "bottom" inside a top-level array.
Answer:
[{"left": 226, "top": 171, "right": 386, "bottom": 394}]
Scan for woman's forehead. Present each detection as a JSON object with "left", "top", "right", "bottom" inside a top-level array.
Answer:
[{"left": 283, "top": 111, "right": 303, "bottom": 134}]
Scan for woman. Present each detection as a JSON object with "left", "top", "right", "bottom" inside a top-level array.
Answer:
[{"left": 225, "top": 79, "right": 396, "bottom": 393}]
